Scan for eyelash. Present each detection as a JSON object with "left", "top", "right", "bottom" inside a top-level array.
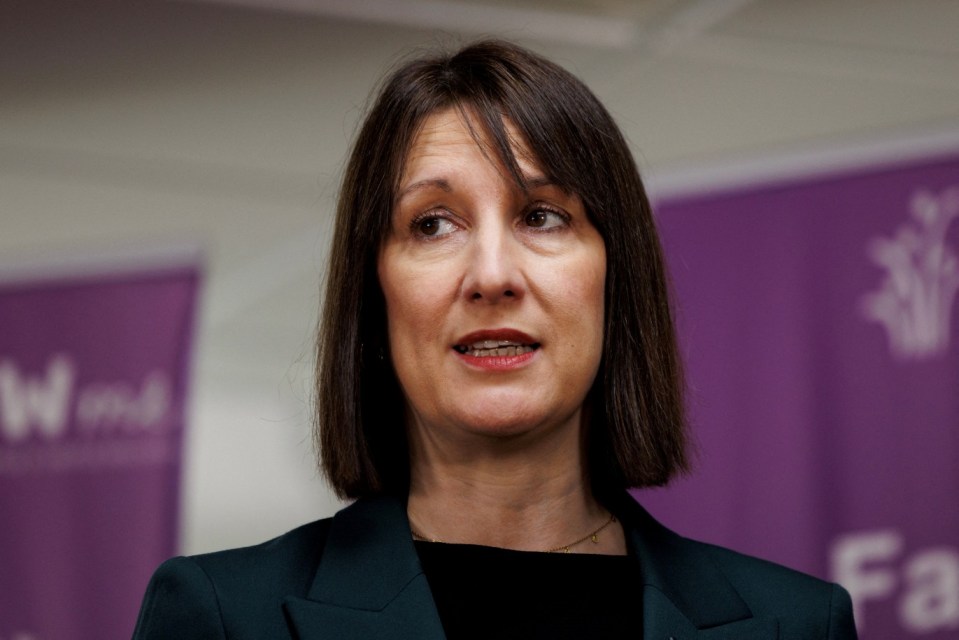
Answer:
[{"left": 408, "top": 204, "right": 570, "bottom": 239}]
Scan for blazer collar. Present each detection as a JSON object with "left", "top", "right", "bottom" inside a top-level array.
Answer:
[
  {"left": 284, "top": 493, "right": 777, "bottom": 639},
  {"left": 283, "top": 495, "right": 446, "bottom": 640},
  {"left": 609, "top": 492, "right": 779, "bottom": 638}
]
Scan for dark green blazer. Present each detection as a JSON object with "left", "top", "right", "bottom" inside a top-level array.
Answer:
[{"left": 133, "top": 493, "right": 857, "bottom": 639}]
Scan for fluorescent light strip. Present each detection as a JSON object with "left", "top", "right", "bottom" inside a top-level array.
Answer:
[{"left": 646, "top": 121, "right": 959, "bottom": 202}]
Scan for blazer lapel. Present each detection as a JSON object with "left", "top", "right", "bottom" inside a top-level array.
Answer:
[
  {"left": 283, "top": 496, "right": 446, "bottom": 640},
  {"left": 283, "top": 492, "right": 778, "bottom": 640},
  {"left": 614, "top": 494, "right": 779, "bottom": 640},
  {"left": 642, "top": 590, "right": 778, "bottom": 640}
]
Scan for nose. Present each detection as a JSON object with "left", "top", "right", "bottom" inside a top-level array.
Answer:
[{"left": 461, "top": 223, "right": 525, "bottom": 304}]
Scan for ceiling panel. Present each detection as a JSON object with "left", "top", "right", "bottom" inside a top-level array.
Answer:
[{"left": 726, "top": 0, "right": 959, "bottom": 55}]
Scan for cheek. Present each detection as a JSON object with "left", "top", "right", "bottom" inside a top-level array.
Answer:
[
  {"left": 576, "top": 266, "right": 607, "bottom": 358},
  {"left": 538, "top": 249, "right": 606, "bottom": 363},
  {"left": 574, "top": 253, "right": 607, "bottom": 363},
  {"left": 380, "top": 260, "right": 452, "bottom": 348},
  {"left": 555, "top": 249, "right": 605, "bottom": 315}
]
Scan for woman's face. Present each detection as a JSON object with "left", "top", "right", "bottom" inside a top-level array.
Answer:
[{"left": 378, "top": 108, "right": 606, "bottom": 443}]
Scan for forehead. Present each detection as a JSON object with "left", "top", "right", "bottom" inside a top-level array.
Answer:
[{"left": 399, "top": 107, "right": 540, "bottom": 185}]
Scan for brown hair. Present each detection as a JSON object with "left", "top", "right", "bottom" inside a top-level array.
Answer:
[{"left": 316, "top": 39, "right": 688, "bottom": 499}]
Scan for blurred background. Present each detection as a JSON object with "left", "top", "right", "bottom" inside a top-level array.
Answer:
[{"left": 2, "top": 1, "right": 958, "bottom": 638}]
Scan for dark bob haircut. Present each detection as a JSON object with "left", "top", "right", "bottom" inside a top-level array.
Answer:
[{"left": 316, "top": 39, "right": 688, "bottom": 499}]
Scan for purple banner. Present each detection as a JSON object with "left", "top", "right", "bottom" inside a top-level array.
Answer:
[
  {"left": 0, "top": 264, "right": 200, "bottom": 640},
  {"left": 635, "top": 154, "right": 959, "bottom": 638}
]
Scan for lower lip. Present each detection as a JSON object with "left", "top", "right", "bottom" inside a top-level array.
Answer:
[{"left": 455, "top": 349, "right": 538, "bottom": 371}]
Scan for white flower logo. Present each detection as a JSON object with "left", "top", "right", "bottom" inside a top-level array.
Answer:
[{"left": 860, "top": 186, "right": 959, "bottom": 360}]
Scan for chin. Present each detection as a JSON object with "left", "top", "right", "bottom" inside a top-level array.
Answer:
[
  {"left": 450, "top": 402, "right": 576, "bottom": 440},
  {"left": 461, "top": 418, "right": 541, "bottom": 439}
]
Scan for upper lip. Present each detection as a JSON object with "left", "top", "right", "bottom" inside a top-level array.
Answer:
[{"left": 454, "top": 328, "right": 540, "bottom": 349}]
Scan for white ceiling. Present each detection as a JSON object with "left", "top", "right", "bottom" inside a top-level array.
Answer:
[{"left": 2, "top": 0, "right": 959, "bottom": 550}]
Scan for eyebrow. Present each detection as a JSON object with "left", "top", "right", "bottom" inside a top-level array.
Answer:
[
  {"left": 396, "top": 178, "right": 453, "bottom": 201},
  {"left": 524, "top": 175, "right": 557, "bottom": 190},
  {"left": 396, "top": 175, "right": 559, "bottom": 201}
]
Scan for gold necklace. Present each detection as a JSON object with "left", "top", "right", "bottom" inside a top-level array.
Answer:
[{"left": 410, "top": 513, "right": 617, "bottom": 554}]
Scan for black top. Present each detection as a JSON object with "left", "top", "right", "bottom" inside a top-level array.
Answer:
[{"left": 414, "top": 541, "right": 643, "bottom": 639}]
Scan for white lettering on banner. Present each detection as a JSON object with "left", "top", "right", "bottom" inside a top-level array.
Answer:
[
  {"left": 832, "top": 530, "right": 902, "bottom": 630},
  {"left": 0, "top": 355, "right": 174, "bottom": 446},
  {"left": 831, "top": 530, "right": 959, "bottom": 635},
  {"left": 0, "top": 355, "right": 75, "bottom": 442},
  {"left": 860, "top": 185, "right": 959, "bottom": 361},
  {"left": 900, "top": 548, "right": 959, "bottom": 633},
  {"left": 75, "top": 370, "right": 171, "bottom": 433}
]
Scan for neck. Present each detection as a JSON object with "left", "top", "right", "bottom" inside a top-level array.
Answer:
[{"left": 405, "top": 413, "right": 625, "bottom": 555}]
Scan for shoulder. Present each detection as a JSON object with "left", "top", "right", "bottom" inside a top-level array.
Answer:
[
  {"left": 188, "top": 517, "right": 333, "bottom": 594},
  {"left": 703, "top": 539, "right": 852, "bottom": 617},
  {"left": 133, "top": 518, "right": 333, "bottom": 640},
  {"left": 694, "top": 537, "right": 832, "bottom": 599},
  {"left": 679, "top": 536, "right": 856, "bottom": 638},
  {"left": 615, "top": 494, "right": 856, "bottom": 638}
]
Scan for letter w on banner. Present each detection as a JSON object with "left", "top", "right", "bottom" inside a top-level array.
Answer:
[{"left": 0, "top": 253, "right": 200, "bottom": 640}]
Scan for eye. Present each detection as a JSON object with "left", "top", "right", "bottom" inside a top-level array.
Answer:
[
  {"left": 524, "top": 207, "right": 568, "bottom": 230},
  {"left": 412, "top": 214, "right": 458, "bottom": 238}
]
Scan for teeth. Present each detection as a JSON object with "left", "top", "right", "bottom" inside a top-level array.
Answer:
[
  {"left": 471, "top": 339, "right": 520, "bottom": 349},
  {"left": 467, "top": 345, "right": 535, "bottom": 357},
  {"left": 454, "top": 339, "right": 541, "bottom": 357}
]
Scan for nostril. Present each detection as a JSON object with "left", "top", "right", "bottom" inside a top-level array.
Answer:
[{"left": 466, "top": 288, "right": 518, "bottom": 302}]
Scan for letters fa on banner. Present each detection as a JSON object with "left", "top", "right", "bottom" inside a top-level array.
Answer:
[{"left": 831, "top": 530, "right": 959, "bottom": 634}]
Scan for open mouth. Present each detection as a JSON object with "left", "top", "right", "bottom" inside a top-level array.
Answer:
[{"left": 453, "top": 340, "right": 541, "bottom": 357}]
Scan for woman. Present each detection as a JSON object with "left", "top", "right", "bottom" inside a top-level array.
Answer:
[{"left": 133, "top": 40, "right": 857, "bottom": 639}]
